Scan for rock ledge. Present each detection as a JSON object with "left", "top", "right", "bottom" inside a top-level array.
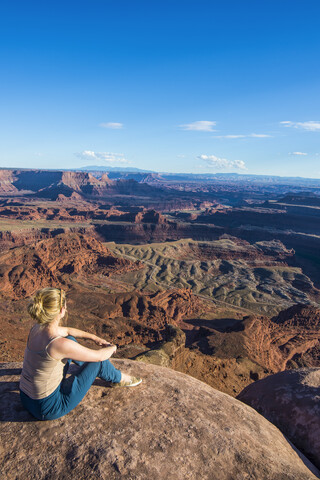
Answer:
[{"left": 0, "top": 360, "right": 319, "bottom": 480}]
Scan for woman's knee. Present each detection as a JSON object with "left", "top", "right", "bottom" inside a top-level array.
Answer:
[{"left": 66, "top": 335, "right": 78, "bottom": 343}]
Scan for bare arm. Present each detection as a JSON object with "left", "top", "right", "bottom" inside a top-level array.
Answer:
[
  {"left": 50, "top": 337, "right": 117, "bottom": 363},
  {"left": 57, "top": 326, "right": 112, "bottom": 346}
]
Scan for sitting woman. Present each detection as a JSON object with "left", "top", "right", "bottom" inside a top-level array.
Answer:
[{"left": 20, "top": 287, "right": 142, "bottom": 421}]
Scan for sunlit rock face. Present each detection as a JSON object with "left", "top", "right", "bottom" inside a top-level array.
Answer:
[
  {"left": 0, "top": 232, "right": 141, "bottom": 298},
  {"left": 1, "top": 360, "right": 319, "bottom": 480},
  {"left": 237, "top": 367, "right": 320, "bottom": 471}
]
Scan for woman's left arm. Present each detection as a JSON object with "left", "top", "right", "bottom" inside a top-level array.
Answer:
[{"left": 57, "top": 326, "right": 112, "bottom": 346}]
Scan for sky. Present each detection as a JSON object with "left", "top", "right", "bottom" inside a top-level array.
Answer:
[{"left": 1, "top": 0, "right": 320, "bottom": 177}]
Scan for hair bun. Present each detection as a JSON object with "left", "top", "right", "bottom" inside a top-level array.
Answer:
[
  {"left": 28, "top": 292, "right": 44, "bottom": 321},
  {"left": 27, "top": 287, "right": 65, "bottom": 325},
  {"left": 33, "top": 293, "right": 44, "bottom": 316}
]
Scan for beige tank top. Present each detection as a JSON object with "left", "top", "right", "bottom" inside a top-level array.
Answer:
[{"left": 20, "top": 328, "right": 67, "bottom": 400}]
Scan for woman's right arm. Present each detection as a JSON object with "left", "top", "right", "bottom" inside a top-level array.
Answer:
[{"left": 50, "top": 337, "right": 117, "bottom": 362}]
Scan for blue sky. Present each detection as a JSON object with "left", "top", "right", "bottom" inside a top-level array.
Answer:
[{"left": 1, "top": 0, "right": 320, "bottom": 177}]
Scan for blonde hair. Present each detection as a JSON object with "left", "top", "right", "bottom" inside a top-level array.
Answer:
[{"left": 28, "top": 287, "right": 66, "bottom": 326}]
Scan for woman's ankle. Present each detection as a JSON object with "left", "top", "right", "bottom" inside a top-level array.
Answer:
[{"left": 120, "top": 372, "right": 132, "bottom": 383}]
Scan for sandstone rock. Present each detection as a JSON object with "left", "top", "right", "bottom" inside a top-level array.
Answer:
[
  {"left": 134, "top": 209, "right": 167, "bottom": 224},
  {"left": 237, "top": 367, "right": 320, "bottom": 470},
  {"left": 203, "top": 305, "right": 320, "bottom": 377},
  {"left": 1, "top": 361, "right": 319, "bottom": 480},
  {"left": 0, "top": 170, "right": 19, "bottom": 193},
  {"left": 134, "top": 324, "right": 186, "bottom": 367},
  {"left": 0, "top": 233, "right": 141, "bottom": 298}
]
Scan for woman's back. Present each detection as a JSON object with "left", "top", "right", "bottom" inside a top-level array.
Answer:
[
  {"left": 20, "top": 325, "right": 67, "bottom": 400},
  {"left": 27, "top": 324, "right": 54, "bottom": 350}
]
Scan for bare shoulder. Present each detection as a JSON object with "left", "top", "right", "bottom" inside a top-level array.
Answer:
[
  {"left": 47, "top": 336, "right": 77, "bottom": 358},
  {"left": 56, "top": 326, "right": 69, "bottom": 337},
  {"left": 46, "top": 336, "right": 71, "bottom": 360}
]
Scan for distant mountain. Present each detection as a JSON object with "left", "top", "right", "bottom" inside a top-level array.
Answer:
[
  {"left": 0, "top": 169, "right": 163, "bottom": 200},
  {"left": 78, "top": 165, "right": 156, "bottom": 173},
  {"left": 77, "top": 167, "right": 320, "bottom": 187},
  {"left": 2, "top": 166, "right": 320, "bottom": 189},
  {"left": 159, "top": 172, "right": 320, "bottom": 186}
]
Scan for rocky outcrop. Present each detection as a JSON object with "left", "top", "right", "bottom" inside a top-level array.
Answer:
[
  {"left": 89, "top": 288, "right": 201, "bottom": 327},
  {"left": 199, "top": 305, "right": 320, "bottom": 374},
  {"left": 134, "top": 209, "right": 167, "bottom": 224},
  {"left": 0, "top": 169, "right": 19, "bottom": 193},
  {"left": 1, "top": 361, "right": 319, "bottom": 480},
  {"left": 0, "top": 170, "right": 111, "bottom": 198},
  {"left": 104, "top": 208, "right": 167, "bottom": 224},
  {"left": 243, "top": 310, "right": 320, "bottom": 372},
  {"left": 174, "top": 303, "right": 320, "bottom": 396},
  {"left": 237, "top": 368, "right": 320, "bottom": 470},
  {"left": 273, "top": 303, "right": 320, "bottom": 328},
  {"left": 0, "top": 204, "right": 167, "bottom": 225},
  {"left": 0, "top": 233, "right": 141, "bottom": 298},
  {"left": 0, "top": 226, "right": 99, "bottom": 251},
  {"left": 0, "top": 169, "right": 165, "bottom": 202},
  {"left": 134, "top": 324, "right": 187, "bottom": 367},
  {"left": 95, "top": 221, "right": 222, "bottom": 244},
  {"left": 36, "top": 171, "right": 112, "bottom": 199}
]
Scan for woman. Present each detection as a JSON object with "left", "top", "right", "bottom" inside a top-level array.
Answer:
[{"left": 20, "top": 287, "right": 142, "bottom": 421}]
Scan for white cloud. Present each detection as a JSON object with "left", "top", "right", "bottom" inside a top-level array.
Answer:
[
  {"left": 290, "top": 151, "right": 307, "bottom": 156},
  {"left": 180, "top": 121, "right": 217, "bottom": 132},
  {"left": 99, "top": 122, "right": 124, "bottom": 129},
  {"left": 249, "top": 133, "right": 271, "bottom": 138},
  {"left": 198, "top": 154, "right": 247, "bottom": 170},
  {"left": 213, "top": 133, "right": 271, "bottom": 139},
  {"left": 76, "top": 151, "right": 130, "bottom": 164},
  {"left": 280, "top": 121, "right": 320, "bottom": 132}
]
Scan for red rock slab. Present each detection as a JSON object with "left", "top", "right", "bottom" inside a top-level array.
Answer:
[{"left": 0, "top": 360, "right": 319, "bottom": 480}]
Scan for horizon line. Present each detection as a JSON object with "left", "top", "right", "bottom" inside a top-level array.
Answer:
[{"left": 1, "top": 165, "right": 320, "bottom": 182}]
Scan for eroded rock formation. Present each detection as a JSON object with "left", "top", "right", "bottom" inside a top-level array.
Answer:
[
  {"left": 0, "top": 169, "right": 162, "bottom": 202},
  {"left": 0, "top": 233, "right": 142, "bottom": 298},
  {"left": 192, "top": 304, "right": 320, "bottom": 373},
  {"left": 175, "top": 303, "right": 320, "bottom": 396},
  {"left": 134, "top": 324, "right": 187, "bottom": 367}
]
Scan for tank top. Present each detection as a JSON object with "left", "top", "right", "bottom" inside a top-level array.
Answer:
[{"left": 20, "top": 327, "right": 67, "bottom": 400}]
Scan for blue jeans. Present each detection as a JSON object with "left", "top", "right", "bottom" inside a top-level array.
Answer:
[{"left": 20, "top": 335, "right": 121, "bottom": 420}]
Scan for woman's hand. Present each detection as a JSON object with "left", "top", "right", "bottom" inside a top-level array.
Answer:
[
  {"left": 100, "top": 344, "right": 117, "bottom": 360},
  {"left": 93, "top": 336, "right": 113, "bottom": 347}
]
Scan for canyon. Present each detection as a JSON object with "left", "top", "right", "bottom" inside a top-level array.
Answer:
[
  {"left": 0, "top": 168, "right": 319, "bottom": 397},
  {"left": 1, "top": 168, "right": 320, "bottom": 475}
]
